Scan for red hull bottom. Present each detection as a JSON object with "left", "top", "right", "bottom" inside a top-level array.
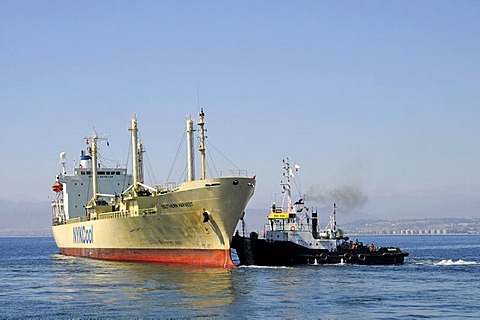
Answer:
[{"left": 59, "top": 247, "right": 235, "bottom": 268}]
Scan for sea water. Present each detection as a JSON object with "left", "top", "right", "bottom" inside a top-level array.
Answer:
[{"left": 0, "top": 235, "right": 479, "bottom": 319}]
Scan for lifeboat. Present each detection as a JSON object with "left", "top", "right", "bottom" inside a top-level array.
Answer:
[{"left": 52, "top": 181, "right": 63, "bottom": 192}]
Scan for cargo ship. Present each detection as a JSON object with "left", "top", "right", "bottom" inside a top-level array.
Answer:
[
  {"left": 232, "top": 158, "right": 408, "bottom": 266},
  {"left": 51, "top": 109, "right": 256, "bottom": 268}
]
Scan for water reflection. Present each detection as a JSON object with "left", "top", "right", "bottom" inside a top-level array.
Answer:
[
  {"left": 51, "top": 254, "right": 236, "bottom": 315},
  {"left": 6, "top": 236, "right": 480, "bottom": 319}
]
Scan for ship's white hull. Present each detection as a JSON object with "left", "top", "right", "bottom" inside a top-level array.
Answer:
[{"left": 52, "top": 177, "right": 255, "bottom": 267}]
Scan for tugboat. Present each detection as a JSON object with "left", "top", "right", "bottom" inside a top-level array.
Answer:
[{"left": 231, "top": 159, "right": 408, "bottom": 266}]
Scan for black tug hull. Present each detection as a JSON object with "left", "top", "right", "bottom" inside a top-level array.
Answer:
[{"left": 231, "top": 235, "right": 408, "bottom": 266}]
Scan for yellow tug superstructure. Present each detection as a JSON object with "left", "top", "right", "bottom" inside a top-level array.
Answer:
[{"left": 51, "top": 109, "right": 255, "bottom": 267}]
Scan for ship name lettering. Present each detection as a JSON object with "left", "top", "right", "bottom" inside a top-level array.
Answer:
[
  {"left": 160, "top": 202, "right": 194, "bottom": 209},
  {"left": 73, "top": 225, "right": 94, "bottom": 244}
]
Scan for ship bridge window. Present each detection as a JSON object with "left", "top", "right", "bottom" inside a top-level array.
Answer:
[
  {"left": 81, "top": 171, "right": 85, "bottom": 175},
  {"left": 116, "top": 172, "right": 120, "bottom": 175},
  {"left": 98, "top": 171, "right": 105, "bottom": 175}
]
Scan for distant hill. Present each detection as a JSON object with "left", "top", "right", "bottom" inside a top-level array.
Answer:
[
  {"left": 242, "top": 190, "right": 480, "bottom": 232},
  {"left": 240, "top": 206, "right": 377, "bottom": 233},
  {"left": 363, "top": 193, "right": 480, "bottom": 220},
  {"left": 0, "top": 199, "right": 52, "bottom": 236},
  {"left": 2, "top": 188, "right": 479, "bottom": 237}
]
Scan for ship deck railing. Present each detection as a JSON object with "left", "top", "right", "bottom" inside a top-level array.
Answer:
[
  {"left": 98, "top": 207, "right": 157, "bottom": 220},
  {"left": 98, "top": 210, "right": 130, "bottom": 220},
  {"left": 220, "top": 169, "right": 248, "bottom": 177},
  {"left": 265, "top": 222, "right": 312, "bottom": 233},
  {"left": 157, "top": 182, "right": 179, "bottom": 193},
  {"left": 66, "top": 217, "right": 83, "bottom": 224},
  {"left": 60, "top": 207, "right": 158, "bottom": 224}
]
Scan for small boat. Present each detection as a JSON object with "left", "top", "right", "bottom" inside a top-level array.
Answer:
[{"left": 231, "top": 158, "right": 408, "bottom": 266}]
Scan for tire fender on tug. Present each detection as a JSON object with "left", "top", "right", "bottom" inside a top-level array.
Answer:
[
  {"left": 320, "top": 253, "right": 328, "bottom": 261},
  {"left": 344, "top": 253, "right": 352, "bottom": 261},
  {"left": 358, "top": 254, "right": 366, "bottom": 261}
]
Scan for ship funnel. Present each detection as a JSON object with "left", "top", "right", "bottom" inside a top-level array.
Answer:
[
  {"left": 312, "top": 209, "right": 319, "bottom": 238},
  {"left": 80, "top": 150, "right": 92, "bottom": 169}
]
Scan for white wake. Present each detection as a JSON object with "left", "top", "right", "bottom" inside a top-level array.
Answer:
[
  {"left": 238, "top": 265, "right": 293, "bottom": 269},
  {"left": 435, "top": 259, "right": 478, "bottom": 266}
]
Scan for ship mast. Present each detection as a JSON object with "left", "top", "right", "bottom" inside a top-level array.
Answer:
[
  {"left": 60, "top": 152, "right": 67, "bottom": 174},
  {"left": 85, "top": 130, "right": 108, "bottom": 204},
  {"left": 197, "top": 108, "right": 207, "bottom": 180},
  {"left": 281, "top": 158, "right": 293, "bottom": 212},
  {"left": 91, "top": 131, "right": 99, "bottom": 202},
  {"left": 331, "top": 203, "right": 337, "bottom": 233},
  {"left": 138, "top": 140, "right": 145, "bottom": 184},
  {"left": 129, "top": 115, "right": 140, "bottom": 194},
  {"left": 121, "top": 115, "right": 154, "bottom": 197},
  {"left": 186, "top": 116, "right": 196, "bottom": 181},
  {"left": 326, "top": 203, "right": 338, "bottom": 238}
]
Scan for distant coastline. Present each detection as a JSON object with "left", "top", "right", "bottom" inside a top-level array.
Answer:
[
  {"left": 0, "top": 229, "right": 52, "bottom": 237},
  {"left": 244, "top": 217, "right": 480, "bottom": 237},
  {"left": 343, "top": 217, "right": 480, "bottom": 235},
  {"left": 3, "top": 217, "right": 480, "bottom": 237}
]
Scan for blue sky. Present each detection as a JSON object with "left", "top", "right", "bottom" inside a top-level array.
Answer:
[{"left": 1, "top": 1, "right": 479, "bottom": 218}]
